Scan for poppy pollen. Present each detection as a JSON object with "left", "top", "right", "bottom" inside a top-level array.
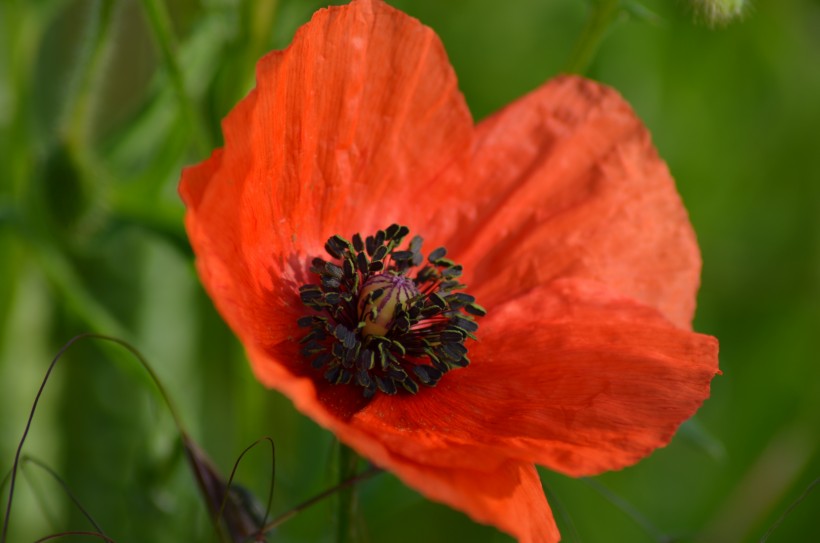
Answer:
[{"left": 297, "top": 224, "right": 485, "bottom": 399}]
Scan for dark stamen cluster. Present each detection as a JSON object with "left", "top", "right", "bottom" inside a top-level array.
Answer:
[{"left": 297, "top": 224, "right": 485, "bottom": 398}]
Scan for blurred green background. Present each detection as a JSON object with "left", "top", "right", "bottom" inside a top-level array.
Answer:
[{"left": 1, "top": 0, "right": 819, "bottom": 541}]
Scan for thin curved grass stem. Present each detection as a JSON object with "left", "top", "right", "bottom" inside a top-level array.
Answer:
[
  {"left": 759, "top": 476, "right": 820, "bottom": 542},
  {"left": 20, "top": 456, "right": 105, "bottom": 536},
  {"left": 33, "top": 531, "right": 118, "bottom": 543},
  {"left": 19, "top": 461, "right": 60, "bottom": 531},
  {"left": 215, "top": 436, "right": 276, "bottom": 540},
  {"left": 2, "top": 335, "right": 82, "bottom": 543},
  {"left": 1, "top": 334, "right": 187, "bottom": 543}
]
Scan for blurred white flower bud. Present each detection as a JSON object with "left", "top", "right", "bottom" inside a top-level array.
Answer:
[{"left": 691, "top": 0, "right": 748, "bottom": 25}]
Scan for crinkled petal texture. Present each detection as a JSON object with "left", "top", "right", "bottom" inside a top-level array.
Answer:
[
  {"left": 425, "top": 76, "right": 703, "bottom": 330},
  {"left": 180, "top": 1, "right": 719, "bottom": 542}
]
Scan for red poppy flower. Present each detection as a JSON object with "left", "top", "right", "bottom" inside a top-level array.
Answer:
[{"left": 179, "top": 1, "right": 719, "bottom": 541}]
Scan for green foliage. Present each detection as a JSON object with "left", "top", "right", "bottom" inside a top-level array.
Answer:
[{"left": 2, "top": 0, "right": 819, "bottom": 541}]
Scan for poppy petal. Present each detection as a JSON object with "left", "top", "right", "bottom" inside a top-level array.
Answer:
[
  {"left": 377, "top": 457, "right": 560, "bottom": 543},
  {"left": 242, "top": 0, "right": 472, "bottom": 238},
  {"left": 436, "top": 75, "right": 701, "bottom": 329},
  {"left": 354, "top": 278, "right": 719, "bottom": 477},
  {"left": 179, "top": 0, "right": 472, "bottom": 355},
  {"left": 245, "top": 345, "right": 559, "bottom": 543},
  {"left": 179, "top": 2, "right": 718, "bottom": 540}
]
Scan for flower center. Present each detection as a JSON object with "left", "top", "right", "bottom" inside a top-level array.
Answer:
[
  {"left": 358, "top": 273, "right": 420, "bottom": 338},
  {"left": 297, "top": 224, "right": 485, "bottom": 398}
]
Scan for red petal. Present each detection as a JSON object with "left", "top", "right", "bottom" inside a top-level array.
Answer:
[
  {"left": 179, "top": 0, "right": 472, "bottom": 354},
  {"left": 376, "top": 457, "right": 560, "bottom": 543},
  {"left": 354, "top": 279, "right": 719, "bottom": 477},
  {"left": 436, "top": 76, "right": 702, "bottom": 329},
  {"left": 246, "top": 344, "right": 559, "bottom": 543},
  {"left": 179, "top": 3, "right": 717, "bottom": 540},
  {"left": 243, "top": 0, "right": 472, "bottom": 240}
]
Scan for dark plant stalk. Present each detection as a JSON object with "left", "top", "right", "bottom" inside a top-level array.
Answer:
[
  {"left": 33, "top": 532, "right": 117, "bottom": 543},
  {"left": 19, "top": 461, "right": 60, "bottom": 531},
  {"left": 257, "top": 465, "right": 381, "bottom": 537},
  {"left": 20, "top": 455, "right": 105, "bottom": 536},
  {"left": 217, "top": 436, "right": 276, "bottom": 542},
  {"left": 759, "top": 476, "right": 820, "bottom": 542},
  {"left": 1, "top": 334, "right": 184, "bottom": 543},
  {"left": 2, "top": 335, "right": 83, "bottom": 543},
  {"left": 1, "top": 332, "right": 376, "bottom": 543}
]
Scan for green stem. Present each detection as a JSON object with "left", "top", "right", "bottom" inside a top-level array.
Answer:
[
  {"left": 139, "top": 0, "right": 213, "bottom": 155},
  {"left": 580, "top": 477, "right": 669, "bottom": 542},
  {"left": 244, "top": 0, "right": 279, "bottom": 69},
  {"left": 33, "top": 241, "right": 130, "bottom": 341},
  {"left": 63, "top": 0, "right": 116, "bottom": 152},
  {"left": 336, "top": 444, "right": 359, "bottom": 543},
  {"left": 563, "top": 0, "right": 623, "bottom": 75}
]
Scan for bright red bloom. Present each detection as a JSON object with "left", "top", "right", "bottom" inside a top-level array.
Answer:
[{"left": 179, "top": 1, "right": 719, "bottom": 541}]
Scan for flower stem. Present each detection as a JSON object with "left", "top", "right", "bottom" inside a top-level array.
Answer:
[
  {"left": 336, "top": 443, "right": 360, "bottom": 543},
  {"left": 563, "top": 0, "right": 623, "bottom": 74},
  {"left": 580, "top": 477, "right": 670, "bottom": 542},
  {"left": 63, "top": 0, "right": 115, "bottom": 153},
  {"left": 138, "top": 0, "right": 213, "bottom": 155}
]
